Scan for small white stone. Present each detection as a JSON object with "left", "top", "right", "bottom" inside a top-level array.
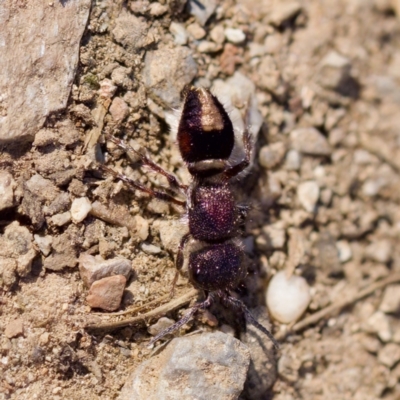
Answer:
[
  {"left": 141, "top": 243, "right": 162, "bottom": 255},
  {"left": 297, "top": 181, "right": 320, "bottom": 212},
  {"left": 70, "top": 197, "right": 92, "bottom": 224},
  {"left": 50, "top": 211, "right": 71, "bottom": 226},
  {"left": 224, "top": 28, "right": 246, "bottom": 44},
  {"left": 266, "top": 271, "right": 311, "bottom": 324},
  {"left": 169, "top": 22, "right": 188, "bottom": 45},
  {"left": 336, "top": 240, "right": 352, "bottom": 263},
  {"left": 34, "top": 234, "right": 53, "bottom": 256}
]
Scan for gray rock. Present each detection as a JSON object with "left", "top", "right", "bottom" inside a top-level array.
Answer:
[
  {"left": 0, "top": 171, "right": 16, "bottom": 210},
  {"left": 79, "top": 254, "right": 132, "bottom": 288},
  {"left": 0, "top": 221, "right": 37, "bottom": 285},
  {"left": 119, "top": 332, "right": 250, "bottom": 400},
  {"left": 0, "top": 0, "right": 91, "bottom": 143},
  {"left": 143, "top": 47, "right": 197, "bottom": 108},
  {"left": 284, "top": 149, "right": 302, "bottom": 170},
  {"left": 187, "top": 0, "right": 217, "bottom": 26},
  {"left": 290, "top": 128, "right": 332, "bottom": 156},
  {"left": 156, "top": 219, "right": 189, "bottom": 253},
  {"left": 112, "top": 11, "right": 155, "bottom": 52},
  {"left": 259, "top": 142, "right": 286, "bottom": 169}
]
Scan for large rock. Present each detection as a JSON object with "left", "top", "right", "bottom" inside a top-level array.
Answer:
[
  {"left": 0, "top": 0, "right": 91, "bottom": 143},
  {"left": 119, "top": 332, "right": 250, "bottom": 400}
]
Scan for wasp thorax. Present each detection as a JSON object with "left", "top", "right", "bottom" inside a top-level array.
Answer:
[{"left": 177, "top": 87, "right": 234, "bottom": 164}]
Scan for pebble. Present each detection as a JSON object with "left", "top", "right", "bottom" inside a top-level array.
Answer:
[
  {"left": 378, "top": 343, "right": 400, "bottom": 368},
  {"left": 79, "top": 254, "right": 132, "bottom": 288},
  {"left": 5, "top": 319, "right": 24, "bottom": 339},
  {"left": 118, "top": 332, "right": 250, "bottom": 400},
  {"left": 284, "top": 149, "right": 301, "bottom": 170},
  {"left": 86, "top": 275, "right": 127, "bottom": 311},
  {"left": 110, "top": 97, "right": 129, "bottom": 122},
  {"left": 290, "top": 127, "right": 332, "bottom": 156},
  {"left": 262, "top": 223, "right": 286, "bottom": 249},
  {"left": 268, "top": 1, "right": 302, "bottom": 26},
  {"left": 259, "top": 142, "right": 286, "bottom": 169},
  {"left": 336, "top": 240, "right": 352, "bottom": 263},
  {"left": 197, "top": 40, "right": 222, "bottom": 53},
  {"left": 365, "top": 240, "right": 392, "bottom": 264},
  {"left": 0, "top": 221, "right": 37, "bottom": 280},
  {"left": 209, "top": 25, "right": 225, "bottom": 44},
  {"left": 156, "top": 219, "right": 189, "bottom": 253},
  {"left": 146, "top": 198, "right": 169, "bottom": 215},
  {"left": 224, "top": 28, "right": 246, "bottom": 44},
  {"left": 318, "top": 51, "right": 351, "bottom": 90},
  {"left": 297, "top": 181, "right": 320, "bottom": 213},
  {"left": 133, "top": 215, "right": 149, "bottom": 241},
  {"left": 365, "top": 311, "right": 392, "bottom": 342},
  {"left": 169, "top": 22, "right": 188, "bottom": 45},
  {"left": 0, "top": 171, "right": 16, "bottom": 211},
  {"left": 187, "top": 0, "right": 217, "bottom": 26},
  {"left": 379, "top": 284, "right": 400, "bottom": 314},
  {"left": 34, "top": 234, "right": 53, "bottom": 256},
  {"left": 147, "top": 317, "right": 175, "bottom": 336},
  {"left": 148, "top": 2, "right": 167, "bottom": 16},
  {"left": 186, "top": 23, "right": 206, "bottom": 40},
  {"left": 111, "top": 67, "right": 132, "bottom": 88},
  {"left": 141, "top": 243, "right": 162, "bottom": 255},
  {"left": 266, "top": 271, "right": 311, "bottom": 324},
  {"left": 70, "top": 197, "right": 92, "bottom": 224},
  {"left": 50, "top": 211, "right": 72, "bottom": 226},
  {"left": 143, "top": 47, "right": 197, "bottom": 108},
  {"left": 112, "top": 11, "right": 153, "bottom": 52},
  {"left": 98, "top": 79, "right": 117, "bottom": 99}
]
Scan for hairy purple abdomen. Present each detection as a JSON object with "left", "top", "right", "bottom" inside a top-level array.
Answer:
[
  {"left": 189, "top": 243, "right": 245, "bottom": 292},
  {"left": 189, "top": 184, "right": 237, "bottom": 241}
]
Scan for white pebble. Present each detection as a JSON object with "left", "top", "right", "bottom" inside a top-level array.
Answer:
[
  {"left": 141, "top": 243, "right": 162, "bottom": 255},
  {"left": 224, "top": 28, "right": 246, "bottom": 44},
  {"left": 70, "top": 197, "right": 92, "bottom": 224},
  {"left": 169, "top": 22, "right": 188, "bottom": 45},
  {"left": 34, "top": 234, "right": 53, "bottom": 256},
  {"left": 336, "top": 240, "right": 352, "bottom": 263},
  {"left": 297, "top": 181, "right": 319, "bottom": 212},
  {"left": 266, "top": 271, "right": 311, "bottom": 324}
]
